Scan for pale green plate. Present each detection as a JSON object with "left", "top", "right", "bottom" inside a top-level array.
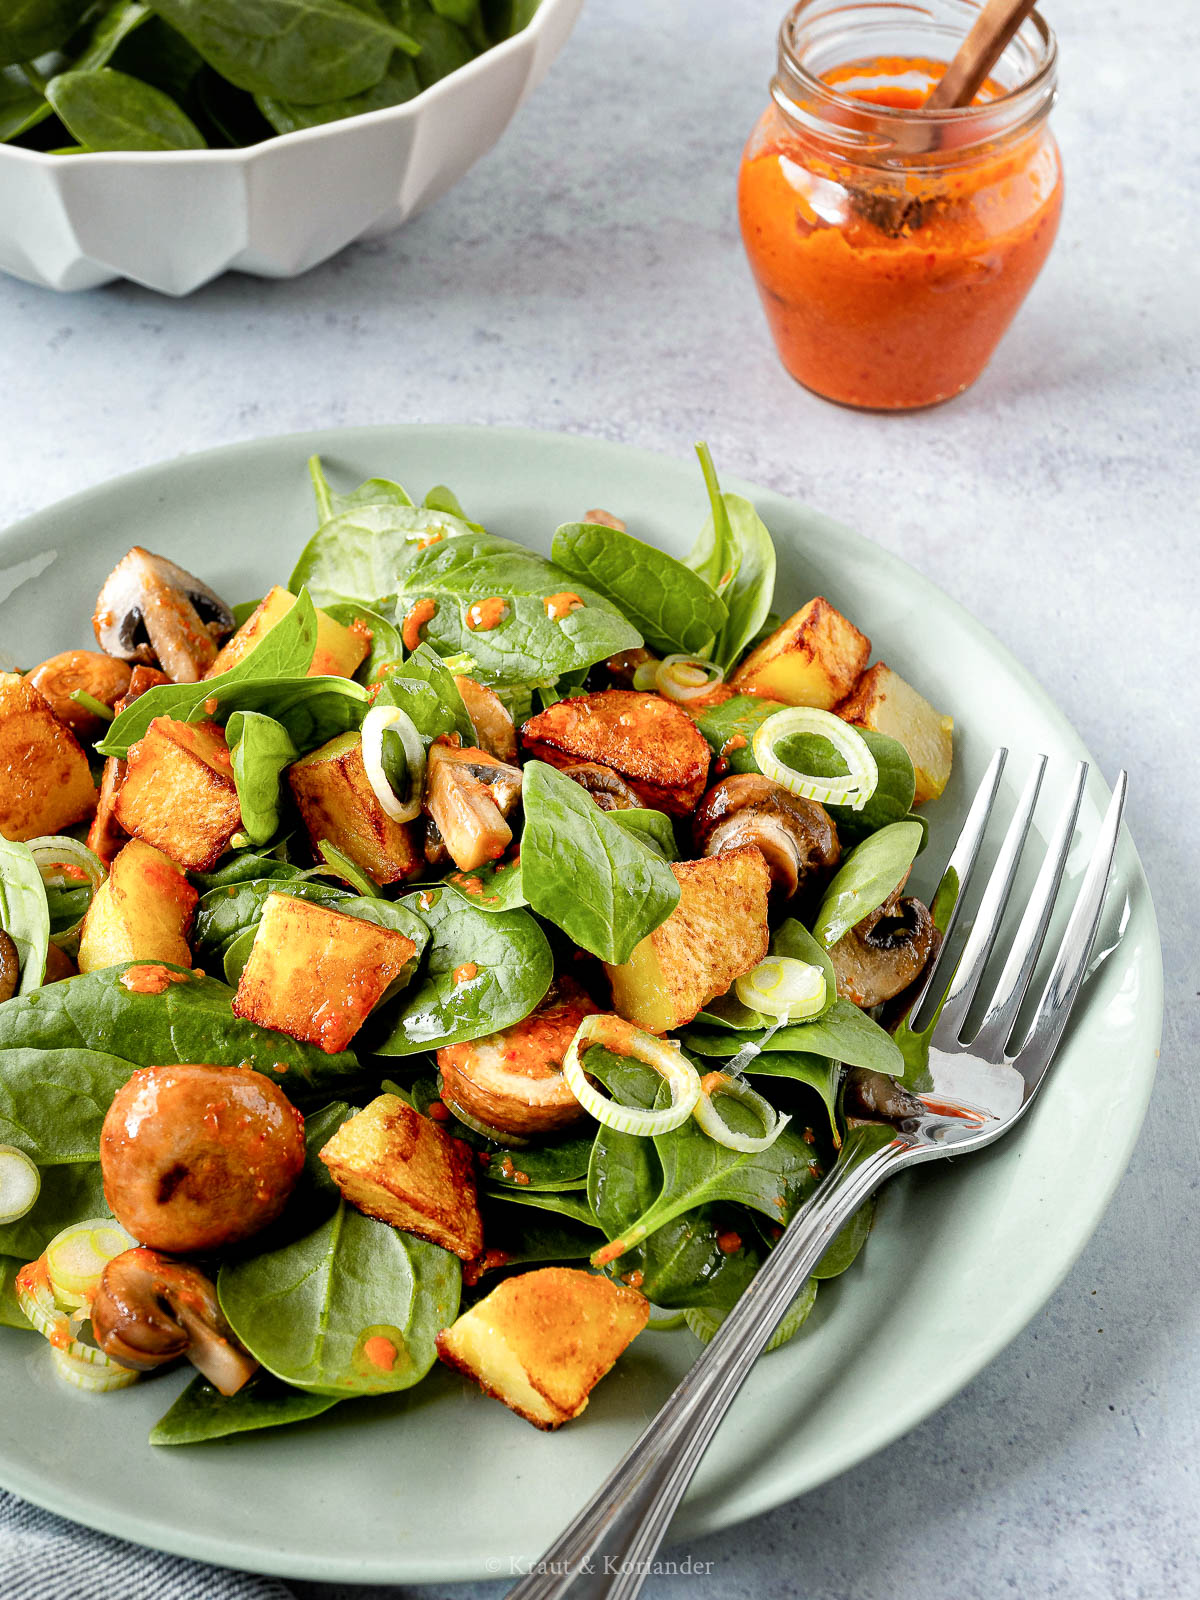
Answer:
[{"left": 0, "top": 426, "right": 1162, "bottom": 1584}]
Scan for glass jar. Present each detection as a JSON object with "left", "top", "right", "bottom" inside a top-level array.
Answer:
[{"left": 738, "top": 0, "right": 1063, "bottom": 410}]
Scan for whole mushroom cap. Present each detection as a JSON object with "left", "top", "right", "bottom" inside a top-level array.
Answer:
[{"left": 93, "top": 548, "right": 234, "bottom": 683}]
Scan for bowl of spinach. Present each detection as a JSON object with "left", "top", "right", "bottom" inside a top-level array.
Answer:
[{"left": 0, "top": 0, "right": 583, "bottom": 295}]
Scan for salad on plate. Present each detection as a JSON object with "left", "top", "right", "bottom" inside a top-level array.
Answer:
[{"left": 0, "top": 445, "right": 955, "bottom": 1443}]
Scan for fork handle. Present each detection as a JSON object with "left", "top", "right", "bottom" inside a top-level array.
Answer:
[{"left": 505, "top": 1125, "right": 914, "bottom": 1600}]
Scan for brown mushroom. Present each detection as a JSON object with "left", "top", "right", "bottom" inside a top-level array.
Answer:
[
  {"left": 90, "top": 1247, "right": 258, "bottom": 1395},
  {"left": 605, "top": 646, "right": 654, "bottom": 687},
  {"left": 843, "top": 1067, "right": 927, "bottom": 1126},
  {"left": 558, "top": 762, "right": 642, "bottom": 812},
  {"left": 0, "top": 931, "right": 18, "bottom": 1003},
  {"left": 93, "top": 548, "right": 234, "bottom": 683},
  {"left": 827, "top": 888, "right": 937, "bottom": 1009},
  {"left": 24, "top": 651, "right": 132, "bottom": 738},
  {"left": 692, "top": 774, "right": 840, "bottom": 900},
  {"left": 454, "top": 675, "right": 517, "bottom": 763},
  {"left": 424, "top": 741, "right": 523, "bottom": 873},
  {"left": 100, "top": 1063, "right": 306, "bottom": 1253}
]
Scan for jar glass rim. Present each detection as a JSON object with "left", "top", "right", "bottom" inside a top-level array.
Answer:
[{"left": 773, "top": 0, "right": 1058, "bottom": 155}]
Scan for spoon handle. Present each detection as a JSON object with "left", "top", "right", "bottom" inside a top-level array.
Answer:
[{"left": 925, "top": 0, "right": 1041, "bottom": 110}]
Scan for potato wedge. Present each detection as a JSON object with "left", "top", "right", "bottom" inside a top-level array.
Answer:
[
  {"left": 206, "top": 586, "right": 368, "bottom": 680},
  {"left": 87, "top": 665, "right": 170, "bottom": 865},
  {"left": 113, "top": 716, "right": 241, "bottom": 871},
  {"left": 837, "top": 662, "right": 953, "bottom": 804},
  {"left": 730, "top": 597, "right": 869, "bottom": 708},
  {"left": 77, "top": 839, "right": 197, "bottom": 974},
  {"left": 0, "top": 678, "right": 97, "bottom": 842}
]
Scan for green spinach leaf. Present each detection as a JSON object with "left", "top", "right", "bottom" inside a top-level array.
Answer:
[
  {"left": 376, "top": 887, "right": 552, "bottom": 1054},
  {"left": 308, "top": 454, "right": 414, "bottom": 522},
  {"left": 46, "top": 66, "right": 206, "bottom": 149},
  {"left": 256, "top": 51, "right": 417, "bottom": 131},
  {"left": 288, "top": 502, "right": 471, "bottom": 607},
  {"left": 375, "top": 641, "right": 474, "bottom": 744},
  {"left": 0, "top": 1257, "right": 35, "bottom": 1330},
  {"left": 519, "top": 761, "right": 680, "bottom": 963},
  {"left": 550, "top": 521, "right": 727, "bottom": 658},
  {"left": 0, "top": 1161, "right": 110, "bottom": 1259},
  {"left": 480, "top": 1187, "right": 597, "bottom": 1228},
  {"left": 0, "top": 837, "right": 50, "bottom": 994},
  {"left": 741, "top": 1051, "right": 841, "bottom": 1145},
  {"left": 689, "top": 445, "right": 777, "bottom": 673},
  {"left": 1, "top": 65, "right": 48, "bottom": 142},
  {"left": 321, "top": 600, "right": 405, "bottom": 687},
  {"left": 444, "top": 854, "right": 528, "bottom": 913},
  {"left": 813, "top": 820, "right": 924, "bottom": 947},
  {"left": 226, "top": 710, "right": 297, "bottom": 846},
  {"left": 219, "top": 1201, "right": 459, "bottom": 1395},
  {"left": 150, "top": 1370, "right": 342, "bottom": 1444},
  {"left": 0, "top": 1048, "right": 134, "bottom": 1165},
  {"left": 0, "top": 0, "right": 92, "bottom": 67},
  {"left": 698, "top": 918, "right": 836, "bottom": 1031},
  {"left": 683, "top": 997, "right": 903, "bottom": 1077}
]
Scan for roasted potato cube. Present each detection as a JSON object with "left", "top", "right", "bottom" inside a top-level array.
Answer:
[
  {"left": 206, "top": 586, "right": 369, "bottom": 680},
  {"left": 605, "top": 845, "right": 770, "bottom": 1033},
  {"left": 288, "top": 731, "right": 422, "bottom": 885},
  {"left": 77, "top": 839, "right": 198, "bottom": 974},
  {"left": 113, "top": 716, "right": 241, "bottom": 871},
  {"left": 731, "top": 598, "right": 870, "bottom": 709},
  {"left": 837, "top": 662, "right": 954, "bottom": 804},
  {"left": 319, "top": 1093, "right": 483, "bottom": 1260},
  {"left": 436, "top": 1266, "right": 649, "bottom": 1429},
  {"left": 520, "top": 690, "right": 710, "bottom": 816},
  {"left": 232, "top": 893, "right": 417, "bottom": 1054},
  {"left": 0, "top": 678, "right": 97, "bottom": 842}
]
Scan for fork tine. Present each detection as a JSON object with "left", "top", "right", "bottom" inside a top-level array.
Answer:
[
  {"left": 968, "top": 760, "right": 1089, "bottom": 1059},
  {"left": 932, "top": 754, "right": 1047, "bottom": 1047},
  {"left": 907, "top": 746, "right": 1007, "bottom": 1027},
  {"left": 1011, "top": 771, "right": 1128, "bottom": 1079}
]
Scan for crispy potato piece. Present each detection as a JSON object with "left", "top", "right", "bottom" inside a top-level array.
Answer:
[
  {"left": 232, "top": 893, "right": 417, "bottom": 1054},
  {"left": 206, "top": 586, "right": 368, "bottom": 680},
  {"left": 77, "top": 839, "right": 197, "bottom": 974},
  {"left": 604, "top": 845, "right": 770, "bottom": 1033},
  {"left": 0, "top": 678, "right": 97, "bottom": 842},
  {"left": 319, "top": 1093, "right": 483, "bottom": 1260},
  {"left": 113, "top": 716, "right": 241, "bottom": 871},
  {"left": 731, "top": 598, "right": 869, "bottom": 709},
  {"left": 87, "top": 665, "right": 170, "bottom": 865},
  {"left": 288, "top": 731, "right": 422, "bottom": 885},
  {"left": 837, "top": 662, "right": 954, "bottom": 804},
  {"left": 436, "top": 1266, "right": 649, "bottom": 1429},
  {"left": 520, "top": 690, "right": 710, "bottom": 816}
]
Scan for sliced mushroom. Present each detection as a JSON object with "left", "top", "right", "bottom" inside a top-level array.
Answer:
[
  {"left": 24, "top": 651, "right": 132, "bottom": 738},
  {"left": 454, "top": 675, "right": 517, "bottom": 763},
  {"left": 843, "top": 1067, "right": 927, "bottom": 1126},
  {"left": 424, "top": 741, "right": 523, "bottom": 873},
  {"left": 90, "top": 1247, "right": 258, "bottom": 1395},
  {"left": 0, "top": 931, "right": 18, "bottom": 1003},
  {"left": 558, "top": 762, "right": 642, "bottom": 812},
  {"left": 93, "top": 548, "right": 234, "bottom": 684},
  {"left": 827, "top": 888, "right": 937, "bottom": 1009},
  {"left": 693, "top": 774, "right": 840, "bottom": 900}
]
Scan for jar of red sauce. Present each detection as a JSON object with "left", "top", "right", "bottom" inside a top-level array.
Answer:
[{"left": 738, "top": 0, "right": 1063, "bottom": 410}]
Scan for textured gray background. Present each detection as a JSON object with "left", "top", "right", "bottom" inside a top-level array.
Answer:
[{"left": 0, "top": 0, "right": 1196, "bottom": 1596}]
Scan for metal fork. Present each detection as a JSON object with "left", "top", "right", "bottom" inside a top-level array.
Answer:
[{"left": 507, "top": 750, "right": 1129, "bottom": 1600}]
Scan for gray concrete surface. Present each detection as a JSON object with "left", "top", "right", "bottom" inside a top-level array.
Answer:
[{"left": 0, "top": 0, "right": 1195, "bottom": 1595}]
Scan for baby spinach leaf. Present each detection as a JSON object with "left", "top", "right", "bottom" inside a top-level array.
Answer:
[
  {"left": 375, "top": 887, "right": 552, "bottom": 1054},
  {"left": 633, "top": 1206, "right": 762, "bottom": 1311},
  {"left": 444, "top": 855, "right": 528, "bottom": 914},
  {"left": 99, "top": 588, "right": 319, "bottom": 756},
  {"left": 550, "top": 521, "right": 727, "bottom": 658},
  {"left": 0, "top": 0, "right": 92, "bottom": 67},
  {"left": 321, "top": 600, "right": 404, "bottom": 687},
  {"left": 4, "top": 2, "right": 153, "bottom": 144},
  {"left": 146, "top": 0, "right": 418, "bottom": 105},
  {"left": 478, "top": 1192, "right": 603, "bottom": 1267},
  {"left": 0, "top": 1257, "right": 35, "bottom": 1331},
  {"left": 423, "top": 483, "right": 482, "bottom": 531},
  {"left": 393, "top": 533, "right": 642, "bottom": 689},
  {"left": 110, "top": 11, "right": 204, "bottom": 100},
  {"left": 0, "top": 964, "right": 363, "bottom": 1098},
  {"left": 813, "top": 820, "right": 924, "bottom": 948},
  {"left": 685, "top": 442, "right": 736, "bottom": 594},
  {"left": 393, "top": 1, "right": 474, "bottom": 87},
  {"left": 0, "top": 836, "right": 50, "bottom": 994},
  {"left": 375, "top": 641, "right": 474, "bottom": 745},
  {"left": 480, "top": 1186, "right": 597, "bottom": 1228},
  {"left": 0, "top": 1048, "right": 134, "bottom": 1165},
  {"left": 0, "top": 1161, "right": 110, "bottom": 1259},
  {"left": 742, "top": 1051, "right": 841, "bottom": 1145},
  {"left": 811, "top": 1196, "right": 873, "bottom": 1280},
  {"left": 410, "top": 1073, "right": 594, "bottom": 1189},
  {"left": 683, "top": 998, "right": 903, "bottom": 1077},
  {"left": 586, "top": 1055, "right": 662, "bottom": 1242},
  {"left": 226, "top": 710, "right": 297, "bottom": 846},
  {"left": 289, "top": 503, "right": 471, "bottom": 607},
  {"left": 150, "top": 1371, "right": 342, "bottom": 1445},
  {"left": 308, "top": 454, "right": 414, "bottom": 523},
  {"left": 519, "top": 762, "right": 680, "bottom": 964},
  {"left": 219, "top": 1201, "right": 459, "bottom": 1395},
  {"left": 256, "top": 51, "right": 418, "bottom": 131},
  {"left": 46, "top": 66, "right": 206, "bottom": 149},
  {"left": 1, "top": 66, "right": 48, "bottom": 142},
  {"left": 694, "top": 697, "right": 916, "bottom": 837},
  {"left": 688, "top": 446, "right": 777, "bottom": 674},
  {"left": 608, "top": 808, "right": 678, "bottom": 861},
  {"left": 190, "top": 851, "right": 310, "bottom": 891}
]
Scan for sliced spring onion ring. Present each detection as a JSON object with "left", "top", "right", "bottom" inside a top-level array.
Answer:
[
  {"left": 654, "top": 655, "right": 724, "bottom": 704},
  {"left": 50, "top": 1344, "right": 139, "bottom": 1392},
  {"left": 631, "top": 660, "right": 661, "bottom": 691},
  {"left": 27, "top": 836, "right": 107, "bottom": 951},
  {"left": 441, "top": 1098, "right": 531, "bottom": 1150},
  {"left": 685, "top": 1277, "right": 818, "bottom": 1352},
  {"left": 752, "top": 707, "right": 878, "bottom": 812},
  {"left": 692, "top": 1071, "right": 790, "bottom": 1154},
  {"left": 0, "top": 1146, "right": 40, "bottom": 1225},
  {"left": 45, "top": 1219, "right": 136, "bottom": 1308},
  {"left": 735, "top": 956, "right": 827, "bottom": 1021},
  {"left": 361, "top": 704, "right": 426, "bottom": 823},
  {"left": 16, "top": 1257, "right": 140, "bottom": 1386},
  {"left": 564, "top": 1015, "right": 701, "bottom": 1138}
]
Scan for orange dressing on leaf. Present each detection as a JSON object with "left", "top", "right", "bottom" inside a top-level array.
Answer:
[
  {"left": 402, "top": 599, "right": 437, "bottom": 652},
  {"left": 465, "top": 597, "right": 508, "bottom": 632},
  {"left": 120, "top": 964, "right": 190, "bottom": 995},
  {"left": 544, "top": 592, "right": 584, "bottom": 621}
]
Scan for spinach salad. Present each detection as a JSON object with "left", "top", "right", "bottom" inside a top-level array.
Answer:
[{"left": 0, "top": 444, "right": 955, "bottom": 1441}]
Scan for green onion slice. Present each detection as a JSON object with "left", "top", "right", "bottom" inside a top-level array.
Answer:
[
  {"left": 362, "top": 704, "right": 426, "bottom": 823},
  {"left": 685, "top": 1277, "right": 817, "bottom": 1351},
  {"left": 564, "top": 1015, "right": 701, "bottom": 1138},
  {"left": 735, "top": 956, "right": 827, "bottom": 1021},
  {"left": 692, "top": 1071, "right": 790, "bottom": 1154},
  {"left": 654, "top": 655, "right": 724, "bottom": 704},
  {"left": 441, "top": 1097, "right": 531, "bottom": 1150},
  {"left": 752, "top": 707, "right": 878, "bottom": 812},
  {"left": 50, "top": 1344, "right": 139, "bottom": 1392},
  {"left": 0, "top": 1146, "right": 40, "bottom": 1225},
  {"left": 45, "top": 1219, "right": 136, "bottom": 1308},
  {"left": 631, "top": 660, "right": 661, "bottom": 691}
]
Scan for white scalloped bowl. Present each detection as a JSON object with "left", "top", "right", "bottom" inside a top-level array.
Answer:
[{"left": 0, "top": 0, "right": 583, "bottom": 297}]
